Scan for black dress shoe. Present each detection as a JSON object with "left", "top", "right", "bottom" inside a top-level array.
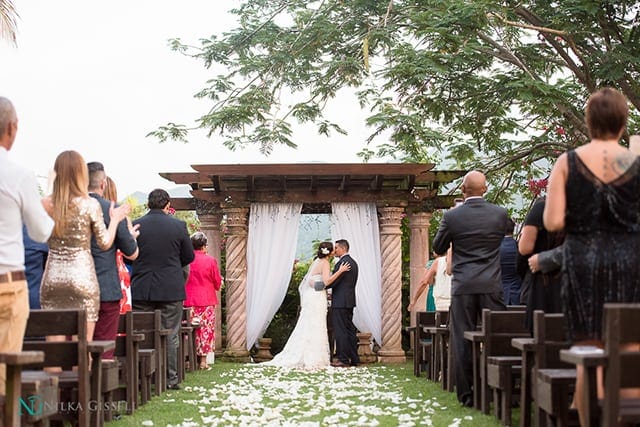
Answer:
[
  {"left": 167, "top": 383, "right": 181, "bottom": 390},
  {"left": 461, "top": 397, "right": 473, "bottom": 408},
  {"left": 330, "top": 361, "right": 349, "bottom": 368}
]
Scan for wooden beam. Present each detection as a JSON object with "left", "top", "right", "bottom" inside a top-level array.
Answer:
[
  {"left": 159, "top": 172, "right": 201, "bottom": 185},
  {"left": 169, "top": 197, "right": 196, "bottom": 211},
  {"left": 191, "top": 163, "right": 435, "bottom": 176},
  {"left": 191, "top": 189, "right": 411, "bottom": 205}
]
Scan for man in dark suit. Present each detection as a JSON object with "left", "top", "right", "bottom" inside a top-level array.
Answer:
[
  {"left": 433, "top": 170, "right": 508, "bottom": 407},
  {"left": 87, "top": 162, "right": 139, "bottom": 360},
  {"left": 131, "top": 189, "right": 195, "bottom": 389},
  {"left": 326, "top": 239, "right": 360, "bottom": 367}
]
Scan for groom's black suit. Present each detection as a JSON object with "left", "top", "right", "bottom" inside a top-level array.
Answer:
[
  {"left": 328, "top": 254, "right": 360, "bottom": 365},
  {"left": 433, "top": 197, "right": 507, "bottom": 405}
]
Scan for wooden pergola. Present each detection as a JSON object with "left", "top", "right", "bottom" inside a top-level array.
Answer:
[{"left": 161, "top": 163, "right": 465, "bottom": 362}]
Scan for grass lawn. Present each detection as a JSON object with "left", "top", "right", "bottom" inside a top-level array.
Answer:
[{"left": 107, "top": 362, "right": 512, "bottom": 426}]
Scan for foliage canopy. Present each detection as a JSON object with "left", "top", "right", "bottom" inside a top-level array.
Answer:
[{"left": 152, "top": 0, "right": 640, "bottom": 210}]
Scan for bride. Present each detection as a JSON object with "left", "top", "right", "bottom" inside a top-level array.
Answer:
[{"left": 263, "top": 241, "right": 351, "bottom": 369}]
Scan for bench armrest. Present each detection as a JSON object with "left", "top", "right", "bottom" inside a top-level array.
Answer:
[
  {"left": 87, "top": 340, "right": 116, "bottom": 355},
  {"left": 512, "top": 337, "right": 535, "bottom": 351},
  {"left": 559, "top": 348, "right": 607, "bottom": 367},
  {"left": 464, "top": 330, "right": 484, "bottom": 342},
  {"left": 0, "top": 351, "right": 44, "bottom": 365}
]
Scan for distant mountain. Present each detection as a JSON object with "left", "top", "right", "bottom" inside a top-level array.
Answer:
[
  {"left": 296, "top": 214, "right": 331, "bottom": 261},
  {"left": 126, "top": 185, "right": 192, "bottom": 205}
]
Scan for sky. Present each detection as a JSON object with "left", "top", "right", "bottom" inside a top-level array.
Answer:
[{"left": 0, "top": 1, "right": 381, "bottom": 198}]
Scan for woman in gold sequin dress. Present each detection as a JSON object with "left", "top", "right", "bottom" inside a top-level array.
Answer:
[{"left": 40, "top": 151, "right": 129, "bottom": 341}]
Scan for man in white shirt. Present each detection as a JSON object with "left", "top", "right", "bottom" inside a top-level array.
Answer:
[{"left": 0, "top": 97, "right": 54, "bottom": 394}]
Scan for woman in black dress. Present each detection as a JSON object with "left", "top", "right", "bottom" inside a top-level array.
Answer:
[
  {"left": 544, "top": 87, "right": 640, "bottom": 424},
  {"left": 517, "top": 197, "right": 563, "bottom": 333}
]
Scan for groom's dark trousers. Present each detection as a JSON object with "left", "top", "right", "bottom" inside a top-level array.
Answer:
[{"left": 329, "top": 254, "right": 360, "bottom": 365}]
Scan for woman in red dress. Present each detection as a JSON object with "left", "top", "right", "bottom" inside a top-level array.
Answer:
[{"left": 184, "top": 232, "right": 222, "bottom": 369}]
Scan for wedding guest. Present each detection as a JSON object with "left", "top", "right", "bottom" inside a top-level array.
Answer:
[
  {"left": 544, "top": 87, "right": 640, "bottom": 424},
  {"left": 0, "top": 96, "right": 54, "bottom": 394},
  {"left": 40, "top": 151, "right": 130, "bottom": 343},
  {"left": 131, "top": 189, "right": 195, "bottom": 390},
  {"left": 23, "top": 224, "right": 49, "bottom": 309},
  {"left": 408, "top": 254, "right": 451, "bottom": 312},
  {"left": 500, "top": 218, "right": 521, "bottom": 305},
  {"left": 518, "top": 197, "right": 563, "bottom": 332},
  {"left": 433, "top": 170, "right": 507, "bottom": 407},
  {"left": 184, "top": 232, "right": 222, "bottom": 369},
  {"left": 87, "top": 162, "right": 138, "bottom": 359},
  {"left": 103, "top": 176, "right": 134, "bottom": 314}
]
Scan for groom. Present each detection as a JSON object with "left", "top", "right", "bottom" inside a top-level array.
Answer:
[{"left": 327, "top": 239, "right": 360, "bottom": 367}]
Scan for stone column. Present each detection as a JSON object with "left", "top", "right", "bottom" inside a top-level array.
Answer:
[
  {"left": 377, "top": 206, "right": 407, "bottom": 363},
  {"left": 221, "top": 206, "right": 251, "bottom": 362},
  {"left": 408, "top": 211, "right": 432, "bottom": 331},
  {"left": 196, "top": 201, "right": 223, "bottom": 353}
]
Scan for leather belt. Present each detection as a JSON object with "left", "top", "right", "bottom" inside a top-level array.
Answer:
[{"left": 0, "top": 270, "right": 26, "bottom": 283}]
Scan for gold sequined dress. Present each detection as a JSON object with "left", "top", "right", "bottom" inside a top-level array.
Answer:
[{"left": 40, "top": 197, "right": 111, "bottom": 321}]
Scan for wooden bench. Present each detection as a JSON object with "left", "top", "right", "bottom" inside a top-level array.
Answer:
[{"left": 22, "top": 309, "right": 113, "bottom": 427}]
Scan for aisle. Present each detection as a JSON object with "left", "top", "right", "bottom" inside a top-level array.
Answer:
[{"left": 108, "top": 362, "right": 503, "bottom": 426}]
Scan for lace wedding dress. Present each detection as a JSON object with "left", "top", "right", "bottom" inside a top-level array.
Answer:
[{"left": 262, "top": 259, "right": 330, "bottom": 369}]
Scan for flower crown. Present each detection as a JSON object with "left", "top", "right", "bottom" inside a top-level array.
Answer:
[{"left": 320, "top": 247, "right": 330, "bottom": 255}]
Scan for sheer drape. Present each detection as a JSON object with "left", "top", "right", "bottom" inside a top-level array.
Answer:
[
  {"left": 246, "top": 203, "right": 302, "bottom": 350},
  {"left": 330, "top": 203, "right": 382, "bottom": 344}
]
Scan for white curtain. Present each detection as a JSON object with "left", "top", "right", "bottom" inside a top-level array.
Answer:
[
  {"left": 330, "top": 203, "right": 382, "bottom": 345},
  {"left": 246, "top": 202, "right": 302, "bottom": 350}
]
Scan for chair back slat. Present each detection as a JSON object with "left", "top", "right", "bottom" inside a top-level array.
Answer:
[{"left": 603, "top": 303, "right": 640, "bottom": 427}]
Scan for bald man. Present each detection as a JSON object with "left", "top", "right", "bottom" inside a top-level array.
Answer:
[
  {"left": 433, "top": 170, "right": 508, "bottom": 408},
  {"left": 0, "top": 97, "right": 54, "bottom": 394}
]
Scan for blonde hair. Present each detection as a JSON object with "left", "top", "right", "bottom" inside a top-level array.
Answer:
[
  {"left": 104, "top": 176, "right": 118, "bottom": 202},
  {"left": 51, "top": 150, "right": 89, "bottom": 237}
]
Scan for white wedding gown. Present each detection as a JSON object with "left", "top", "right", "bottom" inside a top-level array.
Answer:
[{"left": 262, "top": 259, "right": 330, "bottom": 369}]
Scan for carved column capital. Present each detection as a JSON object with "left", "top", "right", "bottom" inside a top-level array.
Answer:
[{"left": 195, "top": 199, "right": 221, "bottom": 217}]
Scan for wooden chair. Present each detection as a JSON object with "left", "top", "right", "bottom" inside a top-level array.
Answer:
[
  {"left": 559, "top": 304, "right": 640, "bottom": 427},
  {"left": 512, "top": 311, "right": 575, "bottom": 427},
  {"left": 110, "top": 311, "right": 142, "bottom": 417},
  {"left": 22, "top": 309, "right": 113, "bottom": 427},
  {"left": 601, "top": 303, "right": 640, "bottom": 427},
  {"left": 425, "top": 310, "right": 451, "bottom": 389},
  {"left": 410, "top": 311, "right": 435, "bottom": 378},
  {"left": 132, "top": 310, "right": 169, "bottom": 396},
  {"left": 181, "top": 308, "right": 197, "bottom": 376},
  {"left": 531, "top": 312, "right": 578, "bottom": 427},
  {"left": 0, "top": 351, "right": 48, "bottom": 427},
  {"left": 484, "top": 309, "right": 529, "bottom": 425},
  {"left": 464, "top": 309, "right": 527, "bottom": 416}
]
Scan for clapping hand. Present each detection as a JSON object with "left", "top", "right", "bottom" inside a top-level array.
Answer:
[
  {"left": 109, "top": 201, "right": 131, "bottom": 224},
  {"left": 127, "top": 217, "right": 140, "bottom": 239}
]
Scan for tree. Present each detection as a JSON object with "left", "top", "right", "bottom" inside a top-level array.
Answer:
[
  {"left": 151, "top": 0, "right": 640, "bottom": 211},
  {"left": 0, "top": 0, "right": 18, "bottom": 45}
]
